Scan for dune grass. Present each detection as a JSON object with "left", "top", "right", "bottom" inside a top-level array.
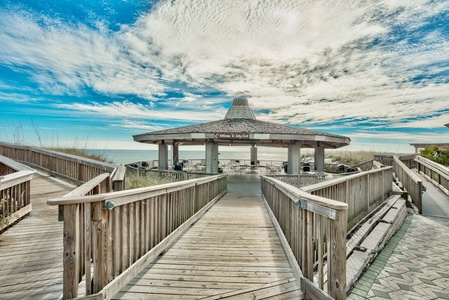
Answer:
[
  {"left": 125, "top": 172, "right": 178, "bottom": 189},
  {"left": 325, "top": 150, "right": 382, "bottom": 166},
  {"left": 47, "top": 146, "right": 110, "bottom": 163}
]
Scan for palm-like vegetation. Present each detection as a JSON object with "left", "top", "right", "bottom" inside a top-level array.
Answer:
[{"left": 420, "top": 146, "right": 449, "bottom": 166}]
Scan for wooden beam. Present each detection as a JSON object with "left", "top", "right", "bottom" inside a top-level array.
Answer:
[
  {"left": 63, "top": 204, "right": 80, "bottom": 299},
  {"left": 0, "top": 204, "right": 32, "bottom": 232}
]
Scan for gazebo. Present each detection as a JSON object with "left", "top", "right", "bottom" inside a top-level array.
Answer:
[
  {"left": 410, "top": 123, "right": 449, "bottom": 153},
  {"left": 133, "top": 97, "right": 351, "bottom": 174}
]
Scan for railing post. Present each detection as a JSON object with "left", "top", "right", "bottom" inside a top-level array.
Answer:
[
  {"left": 92, "top": 201, "right": 110, "bottom": 293},
  {"left": 329, "top": 208, "right": 347, "bottom": 300},
  {"left": 63, "top": 204, "right": 80, "bottom": 299},
  {"left": 416, "top": 181, "right": 423, "bottom": 214}
]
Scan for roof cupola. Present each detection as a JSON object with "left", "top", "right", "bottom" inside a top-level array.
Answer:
[{"left": 224, "top": 97, "right": 256, "bottom": 120}]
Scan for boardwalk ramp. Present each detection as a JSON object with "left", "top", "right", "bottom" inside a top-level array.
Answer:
[
  {"left": 114, "top": 192, "right": 302, "bottom": 299},
  {"left": 0, "top": 172, "right": 74, "bottom": 299}
]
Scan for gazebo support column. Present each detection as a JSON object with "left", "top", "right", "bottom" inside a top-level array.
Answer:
[
  {"left": 315, "top": 144, "right": 325, "bottom": 173},
  {"left": 158, "top": 142, "right": 168, "bottom": 171},
  {"left": 205, "top": 141, "right": 219, "bottom": 173},
  {"left": 287, "top": 143, "right": 301, "bottom": 175},
  {"left": 250, "top": 146, "right": 258, "bottom": 165},
  {"left": 172, "top": 143, "right": 179, "bottom": 165}
]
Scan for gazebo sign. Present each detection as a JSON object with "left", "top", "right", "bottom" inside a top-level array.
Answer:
[{"left": 214, "top": 133, "right": 250, "bottom": 139}]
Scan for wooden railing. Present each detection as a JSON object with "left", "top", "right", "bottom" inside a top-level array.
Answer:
[
  {"left": 393, "top": 156, "right": 423, "bottom": 213},
  {"left": 111, "top": 165, "right": 126, "bottom": 191},
  {"left": 144, "top": 169, "right": 218, "bottom": 181},
  {"left": 302, "top": 167, "right": 393, "bottom": 231},
  {"left": 399, "top": 154, "right": 418, "bottom": 168},
  {"left": 374, "top": 153, "right": 417, "bottom": 168},
  {"left": 48, "top": 174, "right": 227, "bottom": 299},
  {"left": 351, "top": 160, "right": 374, "bottom": 171},
  {"left": 266, "top": 174, "right": 325, "bottom": 188},
  {"left": 261, "top": 176, "right": 348, "bottom": 300},
  {"left": 416, "top": 155, "right": 449, "bottom": 196},
  {"left": 0, "top": 142, "right": 124, "bottom": 190},
  {"left": 0, "top": 155, "right": 36, "bottom": 231}
]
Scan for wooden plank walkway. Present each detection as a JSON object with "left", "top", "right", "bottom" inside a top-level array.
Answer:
[
  {"left": 0, "top": 172, "right": 74, "bottom": 299},
  {"left": 114, "top": 192, "right": 302, "bottom": 300}
]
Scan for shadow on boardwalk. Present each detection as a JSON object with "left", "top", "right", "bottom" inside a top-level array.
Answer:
[{"left": 0, "top": 172, "right": 74, "bottom": 300}]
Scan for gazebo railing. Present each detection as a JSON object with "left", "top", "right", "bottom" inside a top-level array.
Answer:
[{"left": 266, "top": 174, "right": 325, "bottom": 188}]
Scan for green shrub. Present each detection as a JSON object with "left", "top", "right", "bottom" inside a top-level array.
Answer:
[{"left": 420, "top": 146, "right": 449, "bottom": 166}]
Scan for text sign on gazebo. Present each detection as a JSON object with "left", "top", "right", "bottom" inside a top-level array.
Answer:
[{"left": 214, "top": 133, "right": 250, "bottom": 139}]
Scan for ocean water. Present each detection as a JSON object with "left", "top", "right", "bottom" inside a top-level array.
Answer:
[{"left": 85, "top": 149, "right": 289, "bottom": 165}]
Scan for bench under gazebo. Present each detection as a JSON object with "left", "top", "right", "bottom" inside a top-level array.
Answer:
[{"left": 133, "top": 97, "right": 351, "bottom": 174}]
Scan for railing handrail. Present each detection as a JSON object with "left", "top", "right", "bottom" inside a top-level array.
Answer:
[
  {"left": 50, "top": 172, "right": 227, "bottom": 299},
  {"left": 62, "top": 173, "right": 111, "bottom": 198},
  {"left": 0, "top": 154, "right": 36, "bottom": 190},
  {"left": 48, "top": 174, "right": 227, "bottom": 206},
  {"left": 0, "top": 159, "right": 35, "bottom": 189},
  {"left": 0, "top": 141, "right": 117, "bottom": 171},
  {"left": 0, "top": 170, "right": 35, "bottom": 190},
  {"left": 0, "top": 154, "right": 36, "bottom": 231},
  {"left": 351, "top": 159, "right": 374, "bottom": 169},
  {"left": 0, "top": 154, "right": 36, "bottom": 172},
  {"left": 302, "top": 166, "right": 393, "bottom": 192},
  {"left": 416, "top": 155, "right": 449, "bottom": 179},
  {"left": 394, "top": 156, "right": 422, "bottom": 182},
  {"left": 261, "top": 176, "right": 348, "bottom": 299},
  {"left": 0, "top": 142, "right": 127, "bottom": 190},
  {"left": 266, "top": 174, "right": 322, "bottom": 178},
  {"left": 261, "top": 176, "right": 348, "bottom": 212},
  {"left": 393, "top": 155, "right": 423, "bottom": 213}
]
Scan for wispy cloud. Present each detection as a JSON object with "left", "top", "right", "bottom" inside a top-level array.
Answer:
[
  {"left": 0, "top": 8, "right": 166, "bottom": 99},
  {"left": 125, "top": 0, "right": 449, "bottom": 129},
  {"left": 1, "top": 0, "right": 449, "bottom": 145},
  {"left": 55, "top": 100, "right": 225, "bottom": 122}
]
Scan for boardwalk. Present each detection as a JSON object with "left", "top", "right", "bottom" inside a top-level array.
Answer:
[
  {"left": 0, "top": 172, "right": 301, "bottom": 299},
  {"left": 114, "top": 175, "right": 302, "bottom": 299},
  {"left": 0, "top": 172, "right": 74, "bottom": 300},
  {"left": 349, "top": 173, "right": 449, "bottom": 300}
]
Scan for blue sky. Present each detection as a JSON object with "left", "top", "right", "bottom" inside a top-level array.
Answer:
[{"left": 1, "top": 0, "right": 449, "bottom": 152}]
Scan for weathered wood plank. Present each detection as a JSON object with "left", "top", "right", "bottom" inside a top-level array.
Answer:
[
  {"left": 0, "top": 172, "right": 75, "bottom": 299},
  {"left": 63, "top": 203, "right": 80, "bottom": 298},
  {"left": 346, "top": 195, "right": 401, "bottom": 256},
  {"left": 100, "top": 190, "right": 227, "bottom": 299},
  {"left": 113, "top": 193, "right": 302, "bottom": 299},
  {"left": 202, "top": 278, "right": 300, "bottom": 300}
]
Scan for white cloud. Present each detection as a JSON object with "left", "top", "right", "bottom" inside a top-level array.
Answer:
[
  {"left": 392, "top": 114, "right": 449, "bottom": 129},
  {"left": 122, "top": 0, "right": 449, "bottom": 129},
  {"left": 55, "top": 100, "right": 225, "bottom": 121},
  {"left": 350, "top": 130, "right": 449, "bottom": 146},
  {"left": 0, "top": 9, "right": 166, "bottom": 99},
  {"left": 2, "top": 0, "right": 449, "bottom": 137}
]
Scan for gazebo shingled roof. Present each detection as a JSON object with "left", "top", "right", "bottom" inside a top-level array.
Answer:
[{"left": 133, "top": 97, "right": 350, "bottom": 149}]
